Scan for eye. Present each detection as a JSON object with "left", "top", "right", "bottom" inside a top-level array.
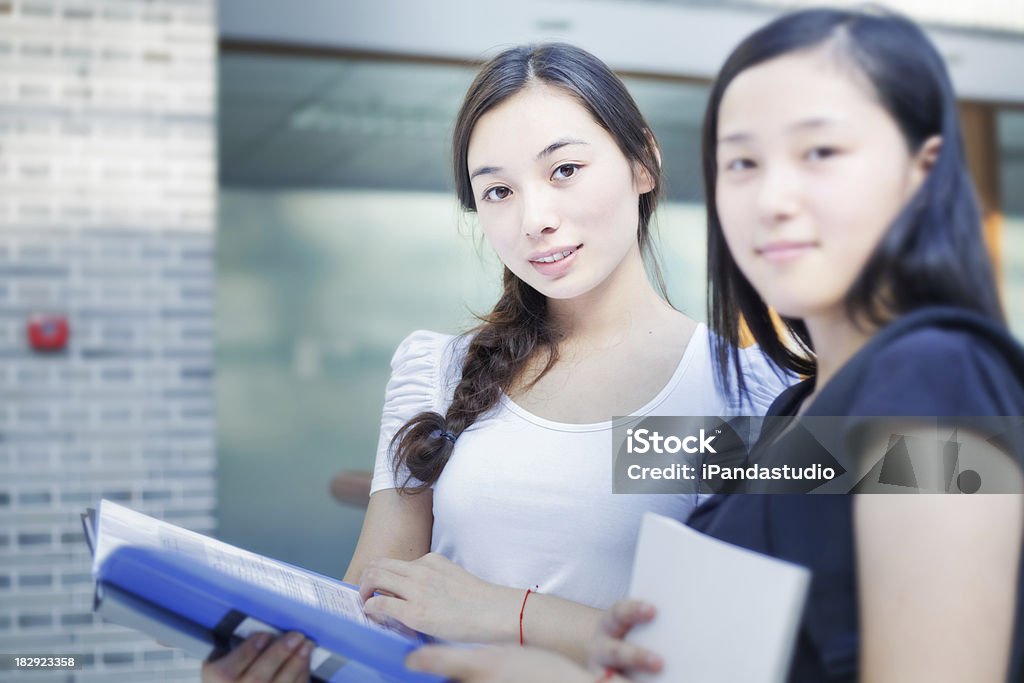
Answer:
[
  {"left": 482, "top": 185, "right": 512, "bottom": 202},
  {"left": 805, "top": 146, "right": 838, "bottom": 161},
  {"left": 724, "top": 158, "right": 755, "bottom": 172},
  {"left": 551, "top": 163, "right": 581, "bottom": 180}
]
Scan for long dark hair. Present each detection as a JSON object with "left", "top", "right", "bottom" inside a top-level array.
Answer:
[
  {"left": 704, "top": 7, "right": 1004, "bottom": 396},
  {"left": 392, "top": 43, "right": 664, "bottom": 490}
]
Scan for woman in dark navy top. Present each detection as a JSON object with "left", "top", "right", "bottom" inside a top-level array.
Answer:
[
  {"left": 588, "top": 7, "right": 1024, "bottom": 683},
  {"left": 403, "top": 8, "right": 1024, "bottom": 683},
  {"left": 680, "top": 308, "right": 1024, "bottom": 682}
]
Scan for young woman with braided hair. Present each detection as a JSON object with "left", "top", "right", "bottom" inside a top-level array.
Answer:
[
  {"left": 345, "top": 43, "right": 787, "bottom": 662},
  {"left": 201, "top": 43, "right": 789, "bottom": 683}
]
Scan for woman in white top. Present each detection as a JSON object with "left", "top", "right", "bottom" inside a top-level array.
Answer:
[
  {"left": 345, "top": 43, "right": 788, "bottom": 659},
  {"left": 202, "top": 42, "right": 788, "bottom": 683}
]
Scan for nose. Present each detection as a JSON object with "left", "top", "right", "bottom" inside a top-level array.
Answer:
[
  {"left": 754, "top": 162, "right": 800, "bottom": 227},
  {"left": 520, "top": 188, "right": 559, "bottom": 238}
]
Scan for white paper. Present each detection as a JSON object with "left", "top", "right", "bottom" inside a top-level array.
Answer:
[
  {"left": 93, "top": 499, "right": 411, "bottom": 638},
  {"left": 626, "top": 512, "right": 811, "bottom": 683}
]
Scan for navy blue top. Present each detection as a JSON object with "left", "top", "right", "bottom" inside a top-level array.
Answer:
[{"left": 687, "top": 307, "right": 1024, "bottom": 681}]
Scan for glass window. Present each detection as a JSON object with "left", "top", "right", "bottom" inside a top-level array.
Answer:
[
  {"left": 999, "top": 109, "right": 1024, "bottom": 339},
  {"left": 218, "top": 51, "right": 711, "bottom": 574}
]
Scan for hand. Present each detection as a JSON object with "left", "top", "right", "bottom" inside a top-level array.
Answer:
[
  {"left": 407, "top": 644, "right": 596, "bottom": 683},
  {"left": 201, "top": 632, "right": 313, "bottom": 683},
  {"left": 359, "top": 553, "right": 519, "bottom": 642},
  {"left": 587, "top": 600, "right": 663, "bottom": 675}
]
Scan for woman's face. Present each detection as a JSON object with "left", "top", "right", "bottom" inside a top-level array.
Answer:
[
  {"left": 714, "top": 49, "right": 935, "bottom": 321},
  {"left": 466, "top": 83, "right": 653, "bottom": 300}
]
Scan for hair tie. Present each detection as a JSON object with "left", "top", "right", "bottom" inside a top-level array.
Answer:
[{"left": 430, "top": 429, "right": 457, "bottom": 445}]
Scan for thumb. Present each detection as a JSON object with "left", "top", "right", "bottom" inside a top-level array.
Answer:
[{"left": 603, "top": 600, "right": 657, "bottom": 637}]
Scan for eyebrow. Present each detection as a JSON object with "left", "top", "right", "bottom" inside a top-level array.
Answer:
[
  {"left": 469, "top": 137, "right": 589, "bottom": 180},
  {"left": 718, "top": 117, "right": 840, "bottom": 145},
  {"left": 537, "top": 137, "right": 587, "bottom": 160}
]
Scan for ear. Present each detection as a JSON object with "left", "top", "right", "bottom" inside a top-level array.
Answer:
[
  {"left": 634, "top": 129, "right": 661, "bottom": 195},
  {"left": 907, "top": 135, "right": 941, "bottom": 195}
]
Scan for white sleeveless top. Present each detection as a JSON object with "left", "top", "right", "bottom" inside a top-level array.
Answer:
[{"left": 370, "top": 326, "right": 791, "bottom": 609}]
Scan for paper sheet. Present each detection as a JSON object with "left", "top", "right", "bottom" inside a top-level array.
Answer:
[
  {"left": 626, "top": 512, "right": 811, "bottom": 683},
  {"left": 93, "top": 499, "right": 408, "bottom": 638}
]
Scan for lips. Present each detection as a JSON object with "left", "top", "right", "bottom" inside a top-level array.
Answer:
[
  {"left": 755, "top": 241, "right": 817, "bottom": 263},
  {"left": 529, "top": 245, "right": 581, "bottom": 263},
  {"left": 528, "top": 244, "right": 582, "bottom": 277}
]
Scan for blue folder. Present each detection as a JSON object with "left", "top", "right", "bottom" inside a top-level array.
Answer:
[{"left": 95, "top": 545, "right": 449, "bottom": 682}]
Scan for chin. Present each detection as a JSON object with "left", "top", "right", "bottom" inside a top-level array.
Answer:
[
  {"left": 769, "top": 297, "right": 847, "bottom": 323},
  {"left": 534, "top": 286, "right": 585, "bottom": 301},
  {"left": 530, "top": 278, "right": 595, "bottom": 301}
]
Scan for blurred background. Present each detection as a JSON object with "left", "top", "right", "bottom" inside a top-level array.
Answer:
[{"left": 2, "top": 0, "right": 1023, "bottom": 680}]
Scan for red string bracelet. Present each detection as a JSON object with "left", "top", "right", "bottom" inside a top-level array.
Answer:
[
  {"left": 518, "top": 585, "right": 539, "bottom": 646},
  {"left": 596, "top": 668, "right": 616, "bottom": 682}
]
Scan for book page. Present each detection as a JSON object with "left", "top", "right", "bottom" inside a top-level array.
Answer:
[
  {"left": 93, "top": 499, "right": 407, "bottom": 636},
  {"left": 626, "top": 512, "right": 811, "bottom": 683}
]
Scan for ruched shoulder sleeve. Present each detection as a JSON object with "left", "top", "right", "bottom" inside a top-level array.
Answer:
[{"left": 369, "top": 330, "right": 463, "bottom": 495}]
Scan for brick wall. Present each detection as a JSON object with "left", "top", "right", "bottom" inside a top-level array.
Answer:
[{"left": 0, "top": 1, "right": 215, "bottom": 681}]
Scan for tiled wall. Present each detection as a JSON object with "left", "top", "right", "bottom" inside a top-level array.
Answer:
[{"left": 0, "top": 1, "right": 215, "bottom": 681}]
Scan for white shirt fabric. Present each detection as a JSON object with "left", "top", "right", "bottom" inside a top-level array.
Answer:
[{"left": 370, "top": 326, "right": 791, "bottom": 609}]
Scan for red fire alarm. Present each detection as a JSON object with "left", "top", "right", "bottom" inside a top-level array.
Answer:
[{"left": 27, "top": 314, "right": 70, "bottom": 352}]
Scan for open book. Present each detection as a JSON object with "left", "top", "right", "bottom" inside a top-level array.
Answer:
[{"left": 83, "top": 500, "right": 446, "bottom": 683}]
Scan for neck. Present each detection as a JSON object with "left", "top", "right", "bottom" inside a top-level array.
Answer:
[
  {"left": 547, "top": 246, "right": 672, "bottom": 348},
  {"left": 803, "top": 306, "right": 878, "bottom": 393}
]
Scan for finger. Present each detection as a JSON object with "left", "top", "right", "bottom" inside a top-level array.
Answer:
[
  {"left": 276, "top": 640, "right": 315, "bottom": 683},
  {"left": 590, "top": 636, "right": 663, "bottom": 674},
  {"left": 205, "top": 632, "right": 273, "bottom": 680},
  {"left": 359, "top": 564, "right": 412, "bottom": 602},
  {"left": 363, "top": 594, "right": 415, "bottom": 627},
  {"left": 364, "top": 557, "right": 417, "bottom": 577},
  {"left": 602, "top": 600, "right": 657, "bottom": 637},
  {"left": 244, "top": 632, "right": 307, "bottom": 682},
  {"left": 405, "top": 645, "right": 485, "bottom": 677}
]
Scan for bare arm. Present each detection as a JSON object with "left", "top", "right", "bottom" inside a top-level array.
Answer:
[
  {"left": 856, "top": 434, "right": 1024, "bottom": 682},
  {"left": 358, "top": 551, "right": 605, "bottom": 664},
  {"left": 518, "top": 593, "right": 605, "bottom": 664},
  {"left": 343, "top": 487, "right": 434, "bottom": 584},
  {"left": 401, "top": 601, "right": 663, "bottom": 683},
  {"left": 407, "top": 644, "right": 602, "bottom": 683}
]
